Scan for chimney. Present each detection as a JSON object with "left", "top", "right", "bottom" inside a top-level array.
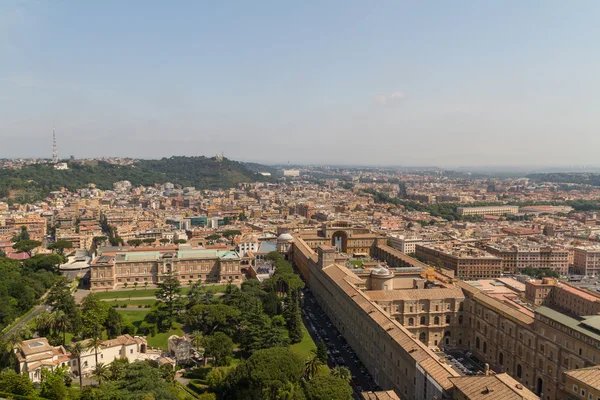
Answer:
[{"left": 317, "top": 245, "right": 337, "bottom": 269}]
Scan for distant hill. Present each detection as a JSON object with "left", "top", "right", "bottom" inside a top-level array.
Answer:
[
  {"left": 528, "top": 173, "right": 600, "bottom": 186},
  {"left": 0, "top": 156, "right": 275, "bottom": 203}
]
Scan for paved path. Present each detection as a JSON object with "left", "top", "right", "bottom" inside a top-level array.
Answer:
[{"left": 3, "top": 305, "right": 52, "bottom": 340}]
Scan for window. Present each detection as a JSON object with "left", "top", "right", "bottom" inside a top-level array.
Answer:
[
  {"left": 420, "top": 316, "right": 426, "bottom": 325},
  {"left": 408, "top": 318, "right": 414, "bottom": 326},
  {"left": 434, "top": 316, "right": 440, "bottom": 325}
]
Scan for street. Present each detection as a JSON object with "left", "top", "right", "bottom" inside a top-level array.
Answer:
[{"left": 301, "top": 288, "right": 379, "bottom": 397}]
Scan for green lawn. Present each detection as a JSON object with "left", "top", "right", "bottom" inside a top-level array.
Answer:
[
  {"left": 290, "top": 322, "right": 316, "bottom": 360},
  {"left": 116, "top": 309, "right": 183, "bottom": 349},
  {"left": 106, "top": 299, "right": 158, "bottom": 307},
  {"left": 116, "top": 309, "right": 148, "bottom": 330},
  {"left": 94, "top": 285, "right": 228, "bottom": 300},
  {"left": 147, "top": 323, "right": 184, "bottom": 349}
]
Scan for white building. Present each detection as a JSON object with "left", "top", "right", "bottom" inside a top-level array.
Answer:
[
  {"left": 387, "top": 234, "right": 423, "bottom": 254},
  {"left": 68, "top": 335, "right": 150, "bottom": 379},
  {"left": 236, "top": 240, "right": 259, "bottom": 257},
  {"left": 15, "top": 338, "right": 70, "bottom": 383}
]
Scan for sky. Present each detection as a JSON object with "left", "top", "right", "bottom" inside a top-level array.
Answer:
[{"left": 1, "top": 0, "right": 600, "bottom": 167}]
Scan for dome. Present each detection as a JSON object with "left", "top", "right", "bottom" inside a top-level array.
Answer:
[{"left": 277, "top": 233, "right": 294, "bottom": 242}]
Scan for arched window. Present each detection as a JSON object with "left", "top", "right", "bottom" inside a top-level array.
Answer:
[
  {"left": 420, "top": 316, "right": 426, "bottom": 325},
  {"left": 445, "top": 315, "right": 451, "bottom": 324},
  {"left": 434, "top": 316, "right": 440, "bottom": 325},
  {"left": 408, "top": 318, "right": 414, "bottom": 326},
  {"left": 483, "top": 342, "right": 487, "bottom": 353},
  {"left": 476, "top": 337, "right": 480, "bottom": 349},
  {"left": 419, "top": 332, "right": 426, "bottom": 343},
  {"left": 516, "top": 364, "right": 522, "bottom": 378},
  {"left": 499, "top": 352, "right": 504, "bottom": 365},
  {"left": 458, "top": 316, "right": 463, "bottom": 324}
]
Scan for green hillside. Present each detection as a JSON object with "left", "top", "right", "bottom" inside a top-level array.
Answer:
[{"left": 0, "top": 156, "right": 274, "bottom": 203}]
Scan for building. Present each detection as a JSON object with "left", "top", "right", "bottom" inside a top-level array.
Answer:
[
  {"left": 387, "top": 234, "right": 423, "bottom": 254},
  {"left": 15, "top": 338, "right": 70, "bottom": 383},
  {"left": 457, "top": 206, "right": 519, "bottom": 217},
  {"left": 450, "top": 373, "right": 539, "bottom": 400},
  {"left": 90, "top": 247, "right": 243, "bottom": 289},
  {"left": 69, "top": 335, "right": 149, "bottom": 379},
  {"left": 572, "top": 246, "right": 600, "bottom": 276},
  {"left": 485, "top": 242, "right": 569, "bottom": 275},
  {"left": 283, "top": 169, "right": 300, "bottom": 177},
  {"left": 416, "top": 243, "right": 503, "bottom": 279},
  {"left": 563, "top": 365, "right": 600, "bottom": 400},
  {"left": 293, "top": 221, "right": 383, "bottom": 256}
]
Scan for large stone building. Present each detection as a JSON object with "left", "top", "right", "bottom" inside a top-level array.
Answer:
[
  {"left": 572, "top": 246, "right": 600, "bottom": 276},
  {"left": 485, "top": 243, "right": 569, "bottom": 275},
  {"left": 292, "top": 221, "right": 384, "bottom": 255},
  {"left": 90, "top": 247, "right": 243, "bottom": 289},
  {"left": 415, "top": 243, "right": 503, "bottom": 279},
  {"left": 283, "top": 228, "right": 600, "bottom": 400},
  {"left": 457, "top": 206, "right": 519, "bottom": 217}
]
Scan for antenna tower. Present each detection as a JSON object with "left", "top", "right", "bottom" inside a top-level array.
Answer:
[{"left": 52, "top": 127, "right": 58, "bottom": 164}]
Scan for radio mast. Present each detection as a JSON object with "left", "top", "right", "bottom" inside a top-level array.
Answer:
[{"left": 52, "top": 127, "right": 58, "bottom": 164}]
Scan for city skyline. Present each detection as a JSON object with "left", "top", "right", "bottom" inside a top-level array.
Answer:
[{"left": 1, "top": 1, "right": 600, "bottom": 165}]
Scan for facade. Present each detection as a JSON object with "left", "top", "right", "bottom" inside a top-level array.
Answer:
[
  {"left": 387, "top": 234, "right": 423, "bottom": 254},
  {"left": 416, "top": 243, "right": 503, "bottom": 279},
  {"left": 563, "top": 365, "right": 600, "bottom": 400},
  {"left": 573, "top": 246, "right": 600, "bottom": 276},
  {"left": 90, "top": 247, "right": 242, "bottom": 289},
  {"left": 294, "top": 221, "right": 383, "bottom": 255},
  {"left": 485, "top": 243, "right": 569, "bottom": 275},
  {"left": 457, "top": 206, "right": 519, "bottom": 217},
  {"left": 69, "top": 334, "right": 149, "bottom": 378},
  {"left": 15, "top": 338, "right": 70, "bottom": 383}
]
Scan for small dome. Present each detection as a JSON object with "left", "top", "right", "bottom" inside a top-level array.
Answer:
[{"left": 277, "top": 233, "right": 293, "bottom": 242}]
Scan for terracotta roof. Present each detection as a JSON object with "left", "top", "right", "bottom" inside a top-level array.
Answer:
[
  {"left": 361, "top": 390, "right": 401, "bottom": 400},
  {"left": 365, "top": 287, "right": 464, "bottom": 302},
  {"left": 449, "top": 373, "right": 539, "bottom": 400},
  {"left": 565, "top": 365, "right": 600, "bottom": 391}
]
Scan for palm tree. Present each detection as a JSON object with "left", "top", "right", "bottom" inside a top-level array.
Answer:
[
  {"left": 190, "top": 330, "right": 203, "bottom": 351},
  {"left": 304, "top": 356, "right": 322, "bottom": 381},
  {"left": 332, "top": 366, "right": 352, "bottom": 381},
  {"left": 69, "top": 342, "right": 85, "bottom": 388},
  {"left": 35, "top": 310, "right": 53, "bottom": 337},
  {"left": 51, "top": 310, "right": 70, "bottom": 346},
  {"left": 86, "top": 336, "right": 103, "bottom": 368},
  {"left": 91, "top": 362, "right": 110, "bottom": 385}
]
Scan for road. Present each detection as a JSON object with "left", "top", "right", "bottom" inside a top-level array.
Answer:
[
  {"left": 301, "top": 288, "right": 378, "bottom": 397},
  {"left": 2, "top": 305, "right": 52, "bottom": 340}
]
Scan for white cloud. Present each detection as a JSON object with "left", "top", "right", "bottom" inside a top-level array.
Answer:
[{"left": 375, "top": 91, "right": 405, "bottom": 105}]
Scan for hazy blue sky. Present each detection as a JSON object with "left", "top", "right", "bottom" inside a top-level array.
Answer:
[{"left": 1, "top": 1, "right": 599, "bottom": 166}]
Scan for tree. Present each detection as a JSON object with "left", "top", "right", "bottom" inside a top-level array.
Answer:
[
  {"left": 190, "top": 330, "right": 204, "bottom": 351},
  {"left": 331, "top": 366, "right": 351, "bottom": 381},
  {"left": 303, "top": 373, "right": 353, "bottom": 400},
  {"left": 203, "top": 332, "right": 234, "bottom": 366},
  {"left": 159, "top": 238, "right": 170, "bottom": 245},
  {"left": 12, "top": 239, "right": 42, "bottom": 257},
  {"left": 108, "top": 358, "right": 129, "bottom": 381},
  {"left": 142, "top": 238, "right": 156, "bottom": 245},
  {"left": 51, "top": 309, "right": 71, "bottom": 346},
  {"left": 218, "top": 347, "right": 304, "bottom": 400},
  {"left": 316, "top": 340, "right": 328, "bottom": 364},
  {"left": 304, "top": 355, "right": 322, "bottom": 381},
  {"left": 134, "top": 281, "right": 139, "bottom": 290},
  {"left": 81, "top": 293, "right": 111, "bottom": 339},
  {"left": 174, "top": 239, "right": 187, "bottom": 244},
  {"left": 155, "top": 274, "right": 185, "bottom": 330},
  {"left": 12, "top": 226, "right": 30, "bottom": 242},
  {"left": 40, "top": 367, "right": 69, "bottom": 400},
  {"left": 184, "top": 304, "right": 241, "bottom": 335},
  {"left": 144, "top": 281, "right": 149, "bottom": 290},
  {"left": 105, "top": 306, "right": 126, "bottom": 338},
  {"left": 0, "top": 369, "right": 35, "bottom": 396},
  {"left": 69, "top": 341, "right": 85, "bottom": 388},
  {"left": 48, "top": 240, "right": 73, "bottom": 256},
  {"left": 35, "top": 310, "right": 54, "bottom": 337},
  {"left": 92, "top": 362, "right": 110, "bottom": 385},
  {"left": 127, "top": 239, "right": 143, "bottom": 247},
  {"left": 86, "top": 336, "right": 103, "bottom": 367},
  {"left": 205, "top": 234, "right": 221, "bottom": 241},
  {"left": 0, "top": 248, "right": 5, "bottom": 258}
]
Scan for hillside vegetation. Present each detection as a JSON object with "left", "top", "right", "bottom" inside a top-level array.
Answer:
[{"left": 0, "top": 156, "right": 274, "bottom": 202}]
